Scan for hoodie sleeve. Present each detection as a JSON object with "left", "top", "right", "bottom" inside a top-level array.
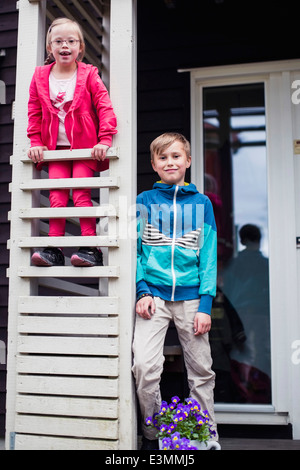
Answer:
[
  {"left": 136, "top": 194, "right": 153, "bottom": 300},
  {"left": 27, "top": 69, "right": 44, "bottom": 147},
  {"left": 198, "top": 196, "right": 217, "bottom": 314},
  {"left": 88, "top": 67, "right": 117, "bottom": 147}
]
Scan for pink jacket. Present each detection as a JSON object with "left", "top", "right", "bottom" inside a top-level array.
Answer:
[{"left": 27, "top": 61, "right": 117, "bottom": 171}]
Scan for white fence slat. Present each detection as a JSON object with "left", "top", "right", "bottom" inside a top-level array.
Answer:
[
  {"left": 15, "top": 414, "right": 118, "bottom": 440},
  {"left": 15, "top": 434, "right": 118, "bottom": 450},
  {"left": 16, "top": 355, "right": 118, "bottom": 377},
  {"left": 18, "top": 235, "right": 119, "bottom": 248},
  {"left": 16, "top": 395, "right": 118, "bottom": 418},
  {"left": 18, "top": 296, "right": 118, "bottom": 314},
  {"left": 20, "top": 176, "right": 119, "bottom": 190},
  {"left": 19, "top": 205, "right": 118, "bottom": 218},
  {"left": 18, "top": 316, "right": 119, "bottom": 335},
  {"left": 20, "top": 146, "right": 119, "bottom": 162},
  {"left": 17, "top": 375, "right": 118, "bottom": 398},
  {"left": 18, "top": 336, "right": 119, "bottom": 356},
  {"left": 18, "top": 265, "right": 120, "bottom": 278}
]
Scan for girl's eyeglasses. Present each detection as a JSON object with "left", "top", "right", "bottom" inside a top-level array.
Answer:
[{"left": 51, "top": 39, "right": 80, "bottom": 48}]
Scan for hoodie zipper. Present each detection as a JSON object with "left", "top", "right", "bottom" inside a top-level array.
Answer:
[{"left": 171, "top": 185, "right": 179, "bottom": 301}]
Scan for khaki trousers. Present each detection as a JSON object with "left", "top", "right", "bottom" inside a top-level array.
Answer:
[{"left": 132, "top": 297, "right": 218, "bottom": 440}]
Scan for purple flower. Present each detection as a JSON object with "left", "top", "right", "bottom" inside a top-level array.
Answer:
[
  {"left": 171, "top": 431, "right": 181, "bottom": 443},
  {"left": 145, "top": 416, "right": 152, "bottom": 426},
  {"left": 161, "top": 437, "right": 172, "bottom": 450},
  {"left": 171, "top": 396, "right": 180, "bottom": 404},
  {"left": 160, "top": 423, "right": 168, "bottom": 433},
  {"left": 159, "top": 401, "right": 169, "bottom": 414}
]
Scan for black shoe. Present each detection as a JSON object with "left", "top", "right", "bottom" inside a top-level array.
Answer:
[
  {"left": 31, "top": 247, "right": 65, "bottom": 266},
  {"left": 71, "top": 247, "right": 103, "bottom": 267},
  {"left": 140, "top": 437, "right": 159, "bottom": 450}
]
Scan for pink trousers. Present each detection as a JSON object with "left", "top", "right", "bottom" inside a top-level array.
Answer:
[{"left": 48, "top": 159, "right": 96, "bottom": 237}]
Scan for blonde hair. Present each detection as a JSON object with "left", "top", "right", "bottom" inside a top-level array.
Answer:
[
  {"left": 150, "top": 132, "right": 191, "bottom": 160},
  {"left": 45, "top": 17, "right": 85, "bottom": 64}
]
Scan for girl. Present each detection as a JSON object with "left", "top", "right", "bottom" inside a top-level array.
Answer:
[{"left": 27, "top": 17, "right": 117, "bottom": 267}]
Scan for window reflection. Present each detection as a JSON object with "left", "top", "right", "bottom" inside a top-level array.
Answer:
[{"left": 203, "top": 84, "right": 271, "bottom": 404}]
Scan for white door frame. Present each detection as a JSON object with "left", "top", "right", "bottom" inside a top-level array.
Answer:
[{"left": 180, "top": 60, "right": 300, "bottom": 436}]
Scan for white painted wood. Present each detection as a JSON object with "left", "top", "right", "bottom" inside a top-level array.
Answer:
[
  {"left": 17, "top": 355, "right": 118, "bottom": 376},
  {"left": 15, "top": 434, "right": 118, "bottom": 451},
  {"left": 15, "top": 414, "right": 118, "bottom": 439},
  {"left": 18, "top": 235, "right": 119, "bottom": 247},
  {"left": 18, "top": 316, "right": 119, "bottom": 335},
  {"left": 16, "top": 395, "right": 118, "bottom": 418},
  {"left": 18, "top": 336, "right": 119, "bottom": 356},
  {"left": 216, "top": 411, "right": 289, "bottom": 426},
  {"left": 7, "top": 0, "right": 137, "bottom": 450},
  {"left": 17, "top": 375, "right": 118, "bottom": 398},
  {"left": 17, "top": 265, "right": 119, "bottom": 278},
  {"left": 109, "top": 0, "right": 137, "bottom": 450},
  {"left": 19, "top": 176, "right": 120, "bottom": 190},
  {"left": 19, "top": 206, "right": 117, "bottom": 218},
  {"left": 18, "top": 295, "right": 118, "bottom": 314},
  {"left": 20, "top": 147, "right": 119, "bottom": 162},
  {"left": 288, "top": 70, "right": 300, "bottom": 440}
]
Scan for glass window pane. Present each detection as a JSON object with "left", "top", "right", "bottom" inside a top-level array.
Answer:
[{"left": 203, "top": 83, "right": 271, "bottom": 404}]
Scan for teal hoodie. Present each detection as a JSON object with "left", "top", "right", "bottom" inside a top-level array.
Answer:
[{"left": 136, "top": 182, "right": 217, "bottom": 314}]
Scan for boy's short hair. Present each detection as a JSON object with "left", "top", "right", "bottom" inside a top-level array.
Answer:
[{"left": 150, "top": 132, "right": 191, "bottom": 160}]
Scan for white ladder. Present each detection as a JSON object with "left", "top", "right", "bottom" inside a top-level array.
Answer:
[{"left": 7, "top": 147, "right": 136, "bottom": 450}]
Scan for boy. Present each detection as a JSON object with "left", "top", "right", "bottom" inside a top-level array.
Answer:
[{"left": 132, "top": 133, "right": 218, "bottom": 450}]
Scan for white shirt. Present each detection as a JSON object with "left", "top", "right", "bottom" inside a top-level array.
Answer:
[{"left": 49, "top": 70, "right": 77, "bottom": 146}]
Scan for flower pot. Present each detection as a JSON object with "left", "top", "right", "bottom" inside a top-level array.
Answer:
[
  {"left": 159, "top": 438, "right": 221, "bottom": 450},
  {"left": 189, "top": 440, "right": 221, "bottom": 450}
]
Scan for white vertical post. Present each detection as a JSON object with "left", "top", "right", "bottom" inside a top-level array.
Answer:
[
  {"left": 109, "top": 0, "right": 137, "bottom": 450},
  {"left": 290, "top": 71, "right": 300, "bottom": 440},
  {"left": 6, "top": 0, "right": 46, "bottom": 449}
]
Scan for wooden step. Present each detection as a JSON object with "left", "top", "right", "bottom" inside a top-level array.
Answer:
[
  {"left": 18, "top": 295, "right": 118, "bottom": 314},
  {"left": 17, "top": 265, "right": 120, "bottom": 278},
  {"left": 18, "top": 205, "right": 118, "bottom": 219},
  {"left": 17, "top": 235, "right": 118, "bottom": 248},
  {"left": 19, "top": 176, "right": 119, "bottom": 191},
  {"left": 17, "top": 146, "right": 119, "bottom": 163}
]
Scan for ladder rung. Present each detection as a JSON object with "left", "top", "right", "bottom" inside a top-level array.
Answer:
[
  {"left": 18, "top": 295, "right": 118, "bottom": 314},
  {"left": 17, "top": 236, "right": 119, "bottom": 248},
  {"left": 19, "top": 176, "right": 119, "bottom": 191},
  {"left": 17, "top": 265, "right": 120, "bottom": 278},
  {"left": 19, "top": 206, "right": 118, "bottom": 219},
  {"left": 16, "top": 146, "right": 119, "bottom": 164}
]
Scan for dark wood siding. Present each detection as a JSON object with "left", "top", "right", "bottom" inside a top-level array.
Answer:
[
  {"left": 137, "top": 0, "right": 300, "bottom": 193},
  {"left": 0, "top": 0, "right": 18, "bottom": 437}
]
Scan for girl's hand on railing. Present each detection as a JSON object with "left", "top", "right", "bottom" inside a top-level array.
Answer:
[
  {"left": 91, "top": 143, "right": 109, "bottom": 161},
  {"left": 27, "top": 146, "right": 48, "bottom": 163}
]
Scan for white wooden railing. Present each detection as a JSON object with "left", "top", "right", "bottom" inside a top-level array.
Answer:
[{"left": 7, "top": 148, "right": 133, "bottom": 450}]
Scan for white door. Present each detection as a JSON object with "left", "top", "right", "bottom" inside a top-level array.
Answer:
[{"left": 187, "top": 60, "right": 300, "bottom": 432}]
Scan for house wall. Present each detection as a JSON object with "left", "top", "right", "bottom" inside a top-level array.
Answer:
[
  {"left": 0, "top": 0, "right": 18, "bottom": 437},
  {"left": 1, "top": 0, "right": 300, "bottom": 440},
  {"left": 137, "top": 0, "right": 300, "bottom": 191}
]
